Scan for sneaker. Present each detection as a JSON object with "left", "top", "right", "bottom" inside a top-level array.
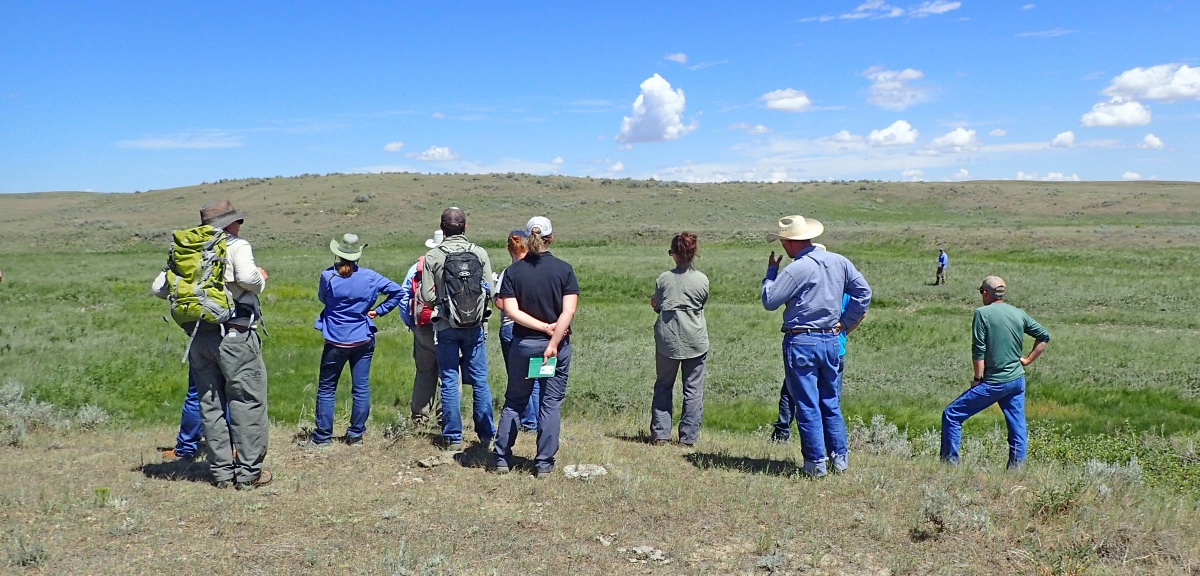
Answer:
[
  {"left": 489, "top": 464, "right": 510, "bottom": 475},
  {"left": 800, "top": 461, "right": 828, "bottom": 478},
  {"left": 235, "top": 470, "right": 273, "bottom": 491},
  {"left": 441, "top": 441, "right": 464, "bottom": 452},
  {"left": 650, "top": 439, "right": 669, "bottom": 446},
  {"left": 213, "top": 479, "right": 233, "bottom": 489},
  {"left": 345, "top": 435, "right": 363, "bottom": 447},
  {"left": 831, "top": 453, "right": 849, "bottom": 473},
  {"left": 770, "top": 435, "right": 790, "bottom": 445},
  {"left": 298, "top": 439, "right": 331, "bottom": 450},
  {"left": 678, "top": 441, "right": 696, "bottom": 449},
  {"left": 161, "top": 449, "right": 197, "bottom": 461},
  {"left": 520, "top": 426, "right": 538, "bottom": 434},
  {"left": 533, "top": 466, "right": 554, "bottom": 479}
]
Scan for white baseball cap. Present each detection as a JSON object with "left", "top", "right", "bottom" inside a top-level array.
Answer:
[{"left": 526, "top": 216, "right": 553, "bottom": 237}]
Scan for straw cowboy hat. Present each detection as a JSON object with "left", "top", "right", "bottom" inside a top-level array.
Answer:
[
  {"left": 424, "top": 229, "right": 445, "bottom": 248},
  {"left": 330, "top": 233, "right": 367, "bottom": 261},
  {"left": 766, "top": 215, "right": 824, "bottom": 242}
]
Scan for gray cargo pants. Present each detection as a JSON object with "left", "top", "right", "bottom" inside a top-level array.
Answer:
[
  {"left": 651, "top": 352, "right": 707, "bottom": 445},
  {"left": 189, "top": 326, "right": 269, "bottom": 484}
]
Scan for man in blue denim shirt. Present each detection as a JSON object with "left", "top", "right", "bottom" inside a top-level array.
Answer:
[{"left": 762, "top": 215, "right": 871, "bottom": 477}]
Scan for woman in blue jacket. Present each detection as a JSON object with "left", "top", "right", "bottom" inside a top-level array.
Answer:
[{"left": 311, "top": 233, "right": 404, "bottom": 447}]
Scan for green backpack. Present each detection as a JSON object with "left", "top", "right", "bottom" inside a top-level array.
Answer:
[{"left": 164, "top": 225, "right": 234, "bottom": 330}]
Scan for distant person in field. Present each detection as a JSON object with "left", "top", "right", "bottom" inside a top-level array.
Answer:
[
  {"left": 936, "top": 249, "right": 948, "bottom": 285},
  {"left": 308, "top": 234, "right": 404, "bottom": 448},
  {"left": 494, "top": 228, "right": 540, "bottom": 433},
  {"left": 649, "top": 232, "right": 709, "bottom": 448},
  {"left": 940, "top": 276, "right": 1050, "bottom": 469},
  {"left": 762, "top": 215, "right": 871, "bottom": 478},
  {"left": 420, "top": 207, "right": 496, "bottom": 451},
  {"left": 152, "top": 199, "right": 271, "bottom": 490},
  {"left": 398, "top": 229, "right": 446, "bottom": 428},
  {"left": 491, "top": 216, "right": 579, "bottom": 478},
  {"left": 772, "top": 243, "right": 865, "bottom": 446}
]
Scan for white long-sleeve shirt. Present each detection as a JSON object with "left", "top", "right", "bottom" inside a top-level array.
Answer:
[{"left": 151, "top": 233, "right": 265, "bottom": 326}]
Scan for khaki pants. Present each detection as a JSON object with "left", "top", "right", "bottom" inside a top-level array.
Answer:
[
  {"left": 410, "top": 323, "right": 440, "bottom": 420},
  {"left": 189, "top": 327, "right": 269, "bottom": 484}
]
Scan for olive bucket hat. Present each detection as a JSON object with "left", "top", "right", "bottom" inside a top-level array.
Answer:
[{"left": 330, "top": 233, "right": 367, "bottom": 261}]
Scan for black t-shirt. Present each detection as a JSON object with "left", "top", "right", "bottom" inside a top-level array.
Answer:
[{"left": 497, "top": 251, "right": 580, "bottom": 340}]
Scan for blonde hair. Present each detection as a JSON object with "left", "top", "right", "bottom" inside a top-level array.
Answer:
[{"left": 524, "top": 228, "right": 551, "bottom": 254}]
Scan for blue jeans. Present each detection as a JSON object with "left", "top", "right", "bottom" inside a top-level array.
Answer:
[
  {"left": 174, "top": 369, "right": 203, "bottom": 457},
  {"left": 313, "top": 340, "right": 375, "bottom": 444},
  {"left": 940, "top": 376, "right": 1027, "bottom": 467},
  {"left": 434, "top": 326, "right": 495, "bottom": 444},
  {"left": 773, "top": 355, "right": 843, "bottom": 443},
  {"left": 782, "top": 332, "right": 846, "bottom": 468},
  {"left": 499, "top": 322, "right": 539, "bottom": 430},
  {"left": 493, "top": 337, "right": 571, "bottom": 473}
]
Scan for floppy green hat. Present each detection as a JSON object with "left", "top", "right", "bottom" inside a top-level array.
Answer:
[{"left": 330, "top": 233, "right": 367, "bottom": 261}]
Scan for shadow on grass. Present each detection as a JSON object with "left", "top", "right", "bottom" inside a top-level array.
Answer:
[
  {"left": 138, "top": 459, "right": 213, "bottom": 484},
  {"left": 683, "top": 451, "right": 797, "bottom": 477},
  {"left": 606, "top": 431, "right": 655, "bottom": 445}
]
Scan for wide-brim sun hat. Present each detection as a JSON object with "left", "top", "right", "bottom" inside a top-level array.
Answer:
[
  {"left": 425, "top": 229, "right": 445, "bottom": 248},
  {"left": 766, "top": 215, "right": 823, "bottom": 242},
  {"left": 200, "top": 199, "right": 248, "bottom": 230},
  {"left": 330, "top": 233, "right": 367, "bottom": 261}
]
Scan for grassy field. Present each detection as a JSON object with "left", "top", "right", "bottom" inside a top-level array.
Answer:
[{"left": 2, "top": 174, "right": 1199, "bottom": 573}]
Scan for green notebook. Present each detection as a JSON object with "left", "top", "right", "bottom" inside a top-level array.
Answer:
[{"left": 527, "top": 357, "right": 557, "bottom": 378}]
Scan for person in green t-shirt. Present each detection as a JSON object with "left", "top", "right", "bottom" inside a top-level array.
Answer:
[{"left": 940, "top": 275, "right": 1050, "bottom": 469}]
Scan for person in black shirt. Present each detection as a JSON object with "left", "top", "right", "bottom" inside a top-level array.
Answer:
[{"left": 491, "top": 216, "right": 579, "bottom": 478}]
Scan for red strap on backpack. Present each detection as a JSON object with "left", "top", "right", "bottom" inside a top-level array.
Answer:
[{"left": 413, "top": 256, "right": 434, "bottom": 326}]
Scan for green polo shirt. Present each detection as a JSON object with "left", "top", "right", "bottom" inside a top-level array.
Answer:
[{"left": 972, "top": 301, "right": 1051, "bottom": 383}]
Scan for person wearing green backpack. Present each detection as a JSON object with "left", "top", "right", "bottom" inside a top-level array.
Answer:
[{"left": 152, "top": 199, "right": 271, "bottom": 490}]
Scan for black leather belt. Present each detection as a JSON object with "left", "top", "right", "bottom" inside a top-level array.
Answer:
[{"left": 783, "top": 327, "right": 838, "bottom": 334}]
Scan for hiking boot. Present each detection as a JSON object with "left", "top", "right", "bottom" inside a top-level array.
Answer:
[
  {"left": 650, "top": 438, "right": 669, "bottom": 446},
  {"left": 298, "top": 439, "right": 331, "bottom": 450},
  {"left": 162, "top": 449, "right": 197, "bottom": 461},
  {"left": 520, "top": 426, "right": 538, "bottom": 434},
  {"left": 213, "top": 479, "right": 233, "bottom": 489},
  {"left": 800, "top": 460, "right": 828, "bottom": 479},
  {"left": 770, "top": 435, "right": 790, "bottom": 445},
  {"left": 533, "top": 466, "right": 554, "bottom": 479},
  {"left": 235, "top": 470, "right": 273, "bottom": 491},
  {"left": 345, "top": 435, "right": 363, "bottom": 447},
  {"left": 678, "top": 441, "right": 696, "bottom": 449},
  {"left": 489, "top": 464, "right": 510, "bottom": 475},
  {"left": 441, "top": 440, "right": 463, "bottom": 452}
]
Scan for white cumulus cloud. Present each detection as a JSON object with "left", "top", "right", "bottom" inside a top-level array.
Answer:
[
  {"left": 1137, "top": 134, "right": 1164, "bottom": 149},
  {"left": 901, "top": 168, "right": 925, "bottom": 181},
  {"left": 1050, "top": 131, "right": 1076, "bottom": 148},
  {"left": 1122, "top": 171, "right": 1142, "bottom": 180},
  {"left": 607, "top": 161, "right": 625, "bottom": 173},
  {"left": 760, "top": 88, "right": 813, "bottom": 112},
  {"left": 1018, "top": 171, "right": 1080, "bottom": 181},
  {"left": 989, "top": 128, "right": 1007, "bottom": 137},
  {"left": 1102, "top": 64, "right": 1200, "bottom": 102},
  {"left": 945, "top": 168, "right": 971, "bottom": 181},
  {"left": 407, "top": 146, "right": 459, "bottom": 161},
  {"left": 665, "top": 53, "right": 688, "bottom": 64},
  {"left": 868, "top": 120, "right": 918, "bottom": 147},
  {"left": 384, "top": 142, "right": 405, "bottom": 153},
  {"left": 828, "top": 130, "right": 864, "bottom": 143},
  {"left": 552, "top": 156, "right": 565, "bottom": 165},
  {"left": 929, "top": 127, "right": 978, "bottom": 150},
  {"left": 864, "top": 66, "right": 928, "bottom": 110},
  {"left": 730, "top": 122, "right": 771, "bottom": 134},
  {"left": 1080, "top": 99, "right": 1151, "bottom": 127},
  {"left": 615, "top": 74, "right": 697, "bottom": 144}
]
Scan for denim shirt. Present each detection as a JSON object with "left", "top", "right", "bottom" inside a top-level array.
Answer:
[
  {"left": 398, "top": 262, "right": 418, "bottom": 328},
  {"left": 315, "top": 265, "right": 404, "bottom": 344},
  {"left": 762, "top": 247, "right": 871, "bottom": 332}
]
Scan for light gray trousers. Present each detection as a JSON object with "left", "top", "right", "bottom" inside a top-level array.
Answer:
[
  {"left": 410, "top": 323, "right": 440, "bottom": 420},
  {"left": 190, "top": 327, "right": 269, "bottom": 484},
  {"left": 650, "top": 351, "right": 707, "bottom": 445}
]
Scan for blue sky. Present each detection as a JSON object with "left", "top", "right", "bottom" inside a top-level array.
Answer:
[{"left": 2, "top": 1, "right": 1198, "bottom": 192}]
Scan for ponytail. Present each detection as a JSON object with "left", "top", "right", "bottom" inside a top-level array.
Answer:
[
  {"left": 336, "top": 258, "right": 355, "bottom": 278},
  {"left": 524, "top": 227, "right": 550, "bottom": 254},
  {"left": 507, "top": 233, "right": 528, "bottom": 259}
]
